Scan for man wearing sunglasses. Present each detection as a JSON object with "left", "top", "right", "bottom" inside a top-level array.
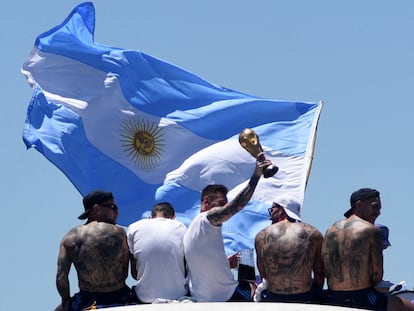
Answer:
[
  {"left": 55, "top": 190, "right": 133, "bottom": 311},
  {"left": 254, "top": 197, "right": 324, "bottom": 303}
]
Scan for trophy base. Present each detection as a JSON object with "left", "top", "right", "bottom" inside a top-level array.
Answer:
[{"left": 263, "top": 165, "right": 278, "bottom": 178}]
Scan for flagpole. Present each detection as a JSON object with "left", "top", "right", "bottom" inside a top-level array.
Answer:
[{"left": 305, "top": 100, "right": 323, "bottom": 188}]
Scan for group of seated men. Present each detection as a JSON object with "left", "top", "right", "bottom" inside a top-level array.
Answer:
[{"left": 54, "top": 155, "right": 414, "bottom": 311}]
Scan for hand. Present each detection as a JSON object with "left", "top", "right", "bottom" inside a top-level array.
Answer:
[
  {"left": 254, "top": 152, "right": 272, "bottom": 177},
  {"left": 228, "top": 252, "right": 240, "bottom": 269}
]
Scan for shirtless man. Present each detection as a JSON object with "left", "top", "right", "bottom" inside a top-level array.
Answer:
[
  {"left": 55, "top": 190, "right": 132, "bottom": 311},
  {"left": 183, "top": 153, "right": 271, "bottom": 302},
  {"left": 255, "top": 197, "right": 324, "bottom": 303},
  {"left": 322, "top": 188, "right": 414, "bottom": 311}
]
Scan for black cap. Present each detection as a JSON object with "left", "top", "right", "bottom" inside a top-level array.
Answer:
[
  {"left": 344, "top": 188, "right": 380, "bottom": 218},
  {"left": 78, "top": 190, "right": 114, "bottom": 220}
]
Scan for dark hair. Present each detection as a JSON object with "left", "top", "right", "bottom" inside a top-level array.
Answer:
[
  {"left": 151, "top": 202, "right": 175, "bottom": 218},
  {"left": 201, "top": 184, "right": 228, "bottom": 201}
]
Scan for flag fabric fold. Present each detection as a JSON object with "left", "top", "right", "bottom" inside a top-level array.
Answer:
[{"left": 22, "top": 1, "right": 322, "bottom": 253}]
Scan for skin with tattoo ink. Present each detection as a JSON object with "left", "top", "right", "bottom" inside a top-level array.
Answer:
[
  {"left": 255, "top": 201, "right": 324, "bottom": 295},
  {"left": 183, "top": 153, "right": 270, "bottom": 302},
  {"left": 55, "top": 191, "right": 130, "bottom": 311},
  {"left": 322, "top": 189, "right": 414, "bottom": 311},
  {"left": 322, "top": 216, "right": 383, "bottom": 290},
  {"left": 204, "top": 153, "right": 268, "bottom": 226},
  {"left": 57, "top": 222, "right": 129, "bottom": 293}
]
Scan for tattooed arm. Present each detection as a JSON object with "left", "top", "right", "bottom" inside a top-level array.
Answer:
[
  {"left": 311, "top": 229, "right": 325, "bottom": 288},
  {"left": 56, "top": 230, "right": 76, "bottom": 311},
  {"left": 370, "top": 226, "right": 384, "bottom": 286},
  {"left": 255, "top": 229, "right": 267, "bottom": 279},
  {"left": 207, "top": 154, "right": 271, "bottom": 226}
]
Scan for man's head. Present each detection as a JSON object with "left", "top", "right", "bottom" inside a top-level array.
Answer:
[
  {"left": 79, "top": 190, "right": 118, "bottom": 224},
  {"left": 268, "top": 197, "right": 302, "bottom": 224},
  {"left": 344, "top": 188, "right": 381, "bottom": 223},
  {"left": 200, "top": 184, "right": 228, "bottom": 212},
  {"left": 151, "top": 202, "right": 175, "bottom": 219}
]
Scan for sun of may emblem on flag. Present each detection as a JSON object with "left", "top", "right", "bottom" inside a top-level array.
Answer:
[{"left": 120, "top": 118, "right": 164, "bottom": 171}]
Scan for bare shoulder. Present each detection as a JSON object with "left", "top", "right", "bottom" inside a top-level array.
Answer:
[
  {"left": 331, "top": 219, "right": 347, "bottom": 230},
  {"left": 345, "top": 217, "right": 379, "bottom": 235},
  {"left": 92, "top": 222, "right": 127, "bottom": 238},
  {"left": 358, "top": 222, "right": 382, "bottom": 241},
  {"left": 87, "top": 221, "right": 124, "bottom": 231},
  {"left": 112, "top": 224, "right": 127, "bottom": 234},
  {"left": 65, "top": 222, "right": 126, "bottom": 244},
  {"left": 301, "top": 222, "right": 323, "bottom": 235},
  {"left": 255, "top": 227, "right": 267, "bottom": 242},
  {"left": 61, "top": 225, "right": 83, "bottom": 245},
  {"left": 326, "top": 218, "right": 362, "bottom": 233}
]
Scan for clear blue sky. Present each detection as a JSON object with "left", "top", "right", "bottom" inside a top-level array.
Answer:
[{"left": 2, "top": 1, "right": 414, "bottom": 310}]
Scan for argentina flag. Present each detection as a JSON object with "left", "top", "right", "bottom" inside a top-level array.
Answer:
[{"left": 22, "top": 2, "right": 322, "bottom": 253}]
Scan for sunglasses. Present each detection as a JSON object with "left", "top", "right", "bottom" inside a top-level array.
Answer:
[
  {"left": 100, "top": 203, "right": 118, "bottom": 211},
  {"left": 268, "top": 204, "right": 282, "bottom": 215}
]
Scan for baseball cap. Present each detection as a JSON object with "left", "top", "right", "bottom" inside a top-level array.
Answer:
[
  {"left": 376, "top": 223, "right": 391, "bottom": 249},
  {"left": 344, "top": 188, "right": 380, "bottom": 218},
  {"left": 273, "top": 197, "right": 302, "bottom": 221},
  {"left": 78, "top": 190, "right": 114, "bottom": 220}
]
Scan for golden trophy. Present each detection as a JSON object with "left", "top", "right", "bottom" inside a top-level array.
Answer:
[{"left": 239, "top": 128, "right": 278, "bottom": 178}]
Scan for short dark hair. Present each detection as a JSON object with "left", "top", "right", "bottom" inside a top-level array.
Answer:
[
  {"left": 151, "top": 202, "right": 175, "bottom": 218},
  {"left": 201, "top": 184, "right": 228, "bottom": 201}
]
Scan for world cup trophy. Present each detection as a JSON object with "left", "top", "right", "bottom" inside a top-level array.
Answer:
[{"left": 238, "top": 128, "right": 278, "bottom": 178}]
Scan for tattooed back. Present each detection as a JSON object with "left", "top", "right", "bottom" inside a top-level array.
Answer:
[
  {"left": 60, "top": 221, "right": 130, "bottom": 292},
  {"left": 322, "top": 215, "right": 383, "bottom": 291},
  {"left": 255, "top": 220, "right": 324, "bottom": 294}
]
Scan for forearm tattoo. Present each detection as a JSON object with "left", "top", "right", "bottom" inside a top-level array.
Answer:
[{"left": 208, "top": 174, "right": 260, "bottom": 226}]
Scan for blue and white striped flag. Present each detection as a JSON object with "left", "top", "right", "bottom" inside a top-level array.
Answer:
[{"left": 22, "top": 2, "right": 322, "bottom": 253}]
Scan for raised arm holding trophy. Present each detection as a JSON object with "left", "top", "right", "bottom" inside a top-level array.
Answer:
[{"left": 239, "top": 128, "right": 278, "bottom": 178}]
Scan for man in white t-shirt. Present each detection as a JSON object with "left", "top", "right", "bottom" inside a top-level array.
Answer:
[
  {"left": 183, "top": 153, "right": 270, "bottom": 302},
  {"left": 127, "top": 202, "right": 187, "bottom": 303}
]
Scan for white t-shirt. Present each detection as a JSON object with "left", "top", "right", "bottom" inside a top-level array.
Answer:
[
  {"left": 127, "top": 218, "right": 187, "bottom": 303},
  {"left": 183, "top": 212, "right": 238, "bottom": 302}
]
